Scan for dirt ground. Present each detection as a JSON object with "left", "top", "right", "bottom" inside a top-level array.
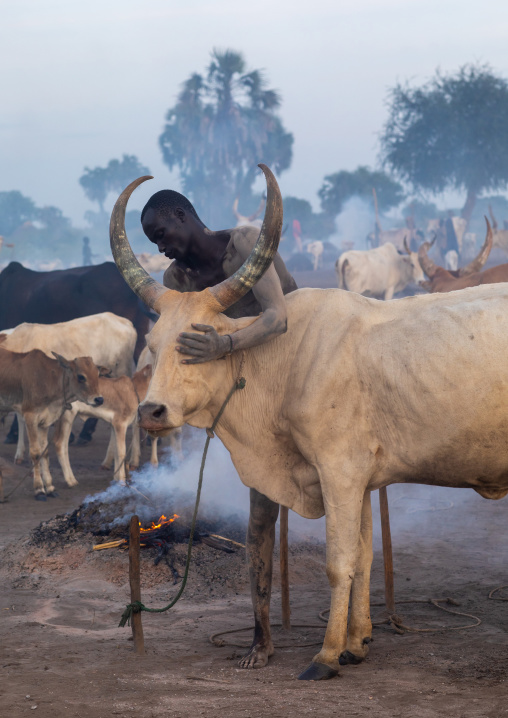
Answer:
[{"left": 1, "top": 417, "right": 507, "bottom": 718}]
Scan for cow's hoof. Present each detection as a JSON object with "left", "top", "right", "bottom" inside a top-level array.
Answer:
[
  {"left": 35, "top": 493, "right": 47, "bottom": 501},
  {"left": 298, "top": 662, "right": 339, "bottom": 681},
  {"left": 339, "top": 650, "right": 363, "bottom": 666},
  {"left": 100, "top": 465, "right": 110, "bottom": 472},
  {"left": 47, "top": 491, "right": 59, "bottom": 498}
]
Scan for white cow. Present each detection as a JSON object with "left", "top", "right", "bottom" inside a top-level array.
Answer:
[
  {"left": 336, "top": 240, "right": 424, "bottom": 300},
  {"left": 0, "top": 313, "right": 137, "bottom": 467}
]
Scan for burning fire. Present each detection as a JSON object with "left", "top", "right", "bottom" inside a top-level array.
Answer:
[{"left": 139, "top": 514, "right": 179, "bottom": 533}]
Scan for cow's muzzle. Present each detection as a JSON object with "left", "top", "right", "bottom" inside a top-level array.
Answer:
[
  {"left": 94, "top": 396, "right": 104, "bottom": 406},
  {"left": 138, "top": 402, "right": 172, "bottom": 435}
]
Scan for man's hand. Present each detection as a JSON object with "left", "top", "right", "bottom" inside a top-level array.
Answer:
[{"left": 177, "top": 324, "right": 230, "bottom": 364}]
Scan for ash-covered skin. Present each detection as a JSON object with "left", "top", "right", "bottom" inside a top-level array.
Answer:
[
  {"left": 141, "top": 190, "right": 297, "bottom": 670},
  {"left": 141, "top": 208, "right": 297, "bottom": 364},
  {"left": 240, "top": 488, "right": 279, "bottom": 669}
]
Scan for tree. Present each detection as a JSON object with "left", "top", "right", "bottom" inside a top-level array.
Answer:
[
  {"left": 0, "top": 191, "right": 37, "bottom": 236},
  {"left": 79, "top": 155, "right": 150, "bottom": 214},
  {"left": 159, "top": 49, "right": 294, "bottom": 227},
  {"left": 380, "top": 64, "right": 508, "bottom": 223},
  {"left": 318, "top": 166, "right": 404, "bottom": 217}
]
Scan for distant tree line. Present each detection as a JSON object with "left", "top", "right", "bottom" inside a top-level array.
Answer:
[{"left": 4, "top": 58, "right": 508, "bottom": 266}]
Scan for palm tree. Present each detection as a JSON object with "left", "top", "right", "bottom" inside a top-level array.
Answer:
[{"left": 159, "top": 49, "right": 293, "bottom": 227}]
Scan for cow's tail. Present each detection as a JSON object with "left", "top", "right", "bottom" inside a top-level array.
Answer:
[{"left": 339, "top": 258, "right": 349, "bottom": 290}]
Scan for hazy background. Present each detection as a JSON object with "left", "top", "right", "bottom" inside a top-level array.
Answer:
[{"left": 3, "top": 0, "right": 508, "bottom": 224}]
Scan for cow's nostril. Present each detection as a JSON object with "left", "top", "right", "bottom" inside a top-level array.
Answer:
[
  {"left": 153, "top": 405, "right": 165, "bottom": 419},
  {"left": 94, "top": 397, "right": 104, "bottom": 406}
]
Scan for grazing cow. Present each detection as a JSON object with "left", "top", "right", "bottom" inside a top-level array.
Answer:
[
  {"left": 111, "top": 167, "right": 508, "bottom": 682},
  {"left": 53, "top": 365, "right": 153, "bottom": 485},
  {"left": 232, "top": 196, "right": 266, "bottom": 228},
  {"left": 0, "top": 348, "right": 102, "bottom": 498},
  {"left": 0, "top": 313, "right": 137, "bottom": 462},
  {"left": 129, "top": 346, "right": 183, "bottom": 469},
  {"left": 419, "top": 221, "right": 499, "bottom": 293},
  {"left": 336, "top": 239, "right": 424, "bottom": 300},
  {"left": 0, "top": 261, "right": 153, "bottom": 360}
]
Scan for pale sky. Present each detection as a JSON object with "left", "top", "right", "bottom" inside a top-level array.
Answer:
[{"left": 2, "top": 0, "right": 508, "bottom": 224}]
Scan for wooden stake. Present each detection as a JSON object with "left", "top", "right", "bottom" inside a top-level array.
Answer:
[
  {"left": 279, "top": 505, "right": 291, "bottom": 630},
  {"left": 379, "top": 487, "right": 395, "bottom": 614},
  {"left": 129, "top": 515, "right": 145, "bottom": 655}
]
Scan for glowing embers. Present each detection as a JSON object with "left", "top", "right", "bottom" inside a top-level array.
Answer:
[{"left": 139, "top": 513, "right": 179, "bottom": 535}]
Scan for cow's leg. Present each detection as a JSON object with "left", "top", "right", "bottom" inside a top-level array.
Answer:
[
  {"left": 129, "top": 423, "right": 141, "bottom": 469},
  {"left": 4, "top": 414, "right": 19, "bottom": 445},
  {"left": 168, "top": 428, "right": 183, "bottom": 461},
  {"left": 53, "top": 411, "right": 79, "bottom": 487},
  {"left": 150, "top": 436, "right": 159, "bottom": 467},
  {"left": 299, "top": 485, "right": 365, "bottom": 681},
  {"left": 24, "top": 413, "right": 46, "bottom": 498},
  {"left": 383, "top": 286, "right": 395, "bottom": 301},
  {"left": 77, "top": 417, "right": 98, "bottom": 445},
  {"left": 101, "top": 428, "right": 115, "bottom": 470},
  {"left": 24, "top": 415, "right": 56, "bottom": 498},
  {"left": 112, "top": 422, "right": 127, "bottom": 483},
  {"left": 38, "top": 426, "right": 57, "bottom": 497},
  {"left": 14, "top": 413, "right": 26, "bottom": 464},
  {"left": 341, "top": 490, "right": 373, "bottom": 664},
  {"left": 239, "top": 488, "right": 279, "bottom": 670}
]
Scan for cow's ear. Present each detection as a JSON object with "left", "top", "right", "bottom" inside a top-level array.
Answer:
[
  {"left": 98, "top": 366, "right": 112, "bottom": 377},
  {"left": 52, "top": 351, "right": 71, "bottom": 370}
]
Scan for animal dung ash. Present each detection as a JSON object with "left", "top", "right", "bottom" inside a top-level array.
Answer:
[{"left": 28, "top": 491, "right": 247, "bottom": 558}]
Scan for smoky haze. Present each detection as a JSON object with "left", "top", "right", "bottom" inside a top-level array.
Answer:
[{"left": 2, "top": 0, "right": 508, "bottom": 233}]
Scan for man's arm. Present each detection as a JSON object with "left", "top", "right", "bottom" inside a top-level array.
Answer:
[{"left": 177, "top": 234, "right": 288, "bottom": 364}]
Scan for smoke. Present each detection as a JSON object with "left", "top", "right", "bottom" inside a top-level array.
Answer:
[
  {"left": 328, "top": 196, "right": 376, "bottom": 251},
  {"left": 83, "top": 427, "right": 250, "bottom": 529}
]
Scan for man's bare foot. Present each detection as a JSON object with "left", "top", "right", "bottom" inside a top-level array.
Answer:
[{"left": 238, "top": 642, "right": 274, "bottom": 669}]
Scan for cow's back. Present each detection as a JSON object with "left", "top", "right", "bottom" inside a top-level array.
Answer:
[
  {"left": 0, "top": 312, "right": 136, "bottom": 376},
  {"left": 336, "top": 244, "right": 399, "bottom": 296}
]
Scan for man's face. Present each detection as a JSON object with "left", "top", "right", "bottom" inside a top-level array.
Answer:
[{"left": 141, "top": 207, "right": 190, "bottom": 261}]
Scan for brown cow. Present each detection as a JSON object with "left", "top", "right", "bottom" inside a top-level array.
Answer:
[
  {"left": 0, "top": 347, "right": 103, "bottom": 498},
  {"left": 53, "top": 365, "right": 153, "bottom": 485},
  {"left": 419, "top": 220, "right": 496, "bottom": 293}
]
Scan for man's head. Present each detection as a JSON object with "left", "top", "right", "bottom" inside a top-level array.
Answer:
[{"left": 141, "top": 190, "right": 204, "bottom": 261}]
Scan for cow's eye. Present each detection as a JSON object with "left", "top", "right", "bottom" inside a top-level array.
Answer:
[{"left": 77, "top": 374, "right": 86, "bottom": 383}]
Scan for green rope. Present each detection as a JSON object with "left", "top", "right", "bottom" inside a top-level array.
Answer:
[{"left": 119, "top": 375, "right": 246, "bottom": 628}]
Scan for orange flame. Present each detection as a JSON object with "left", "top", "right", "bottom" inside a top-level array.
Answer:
[{"left": 139, "top": 514, "right": 179, "bottom": 533}]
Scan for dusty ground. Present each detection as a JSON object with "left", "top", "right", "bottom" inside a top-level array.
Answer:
[{"left": 1, "top": 415, "right": 507, "bottom": 718}]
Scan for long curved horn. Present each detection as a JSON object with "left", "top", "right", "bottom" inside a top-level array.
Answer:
[
  {"left": 209, "top": 164, "right": 282, "bottom": 310},
  {"left": 418, "top": 240, "right": 439, "bottom": 278},
  {"left": 457, "top": 217, "right": 493, "bottom": 277},
  {"left": 403, "top": 235, "right": 411, "bottom": 255},
  {"left": 109, "top": 176, "right": 167, "bottom": 310}
]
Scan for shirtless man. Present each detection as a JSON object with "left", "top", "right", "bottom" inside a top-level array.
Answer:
[{"left": 141, "top": 189, "right": 297, "bottom": 668}]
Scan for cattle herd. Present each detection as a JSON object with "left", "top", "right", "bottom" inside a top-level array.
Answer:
[{"left": 2, "top": 166, "right": 508, "bottom": 684}]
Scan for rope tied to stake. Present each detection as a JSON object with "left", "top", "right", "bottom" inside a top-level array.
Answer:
[{"left": 119, "top": 374, "right": 246, "bottom": 628}]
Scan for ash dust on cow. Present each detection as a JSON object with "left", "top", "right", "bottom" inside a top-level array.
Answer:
[{"left": 1, "top": 419, "right": 507, "bottom": 718}]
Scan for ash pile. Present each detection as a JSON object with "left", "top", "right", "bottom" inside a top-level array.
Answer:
[{"left": 29, "top": 486, "right": 247, "bottom": 565}]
